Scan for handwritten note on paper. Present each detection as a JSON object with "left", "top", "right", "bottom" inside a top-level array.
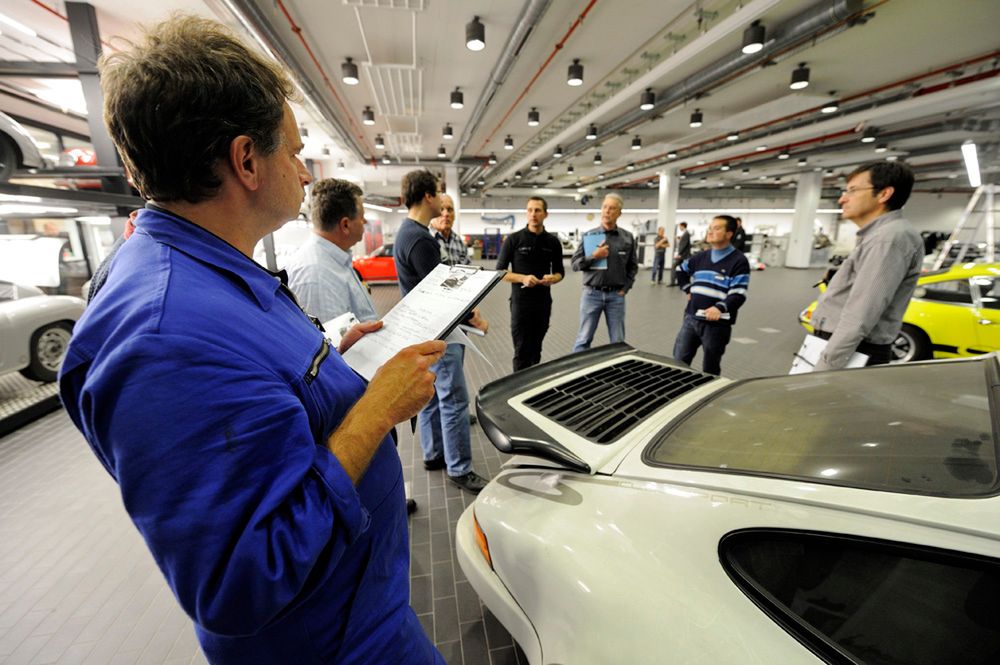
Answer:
[{"left": 343, "top": 264, "right": 501, "bottom": 381}]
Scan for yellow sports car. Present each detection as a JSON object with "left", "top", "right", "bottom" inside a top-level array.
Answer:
[{"left": 799, "top": 263, "right": 1000, "bottom": 363}]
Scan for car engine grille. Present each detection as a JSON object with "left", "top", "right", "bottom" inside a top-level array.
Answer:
[{"left": 523, "top": 358, "right": 714, "bottom": 444}]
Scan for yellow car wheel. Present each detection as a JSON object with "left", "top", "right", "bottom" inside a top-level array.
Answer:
[{"left": 892, "top": 324, "right": 931, "bottom": 363}]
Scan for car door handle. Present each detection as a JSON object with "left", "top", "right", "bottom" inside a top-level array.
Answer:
[{"left": 979, "top": 319, "right": 993, "bottom": 325}]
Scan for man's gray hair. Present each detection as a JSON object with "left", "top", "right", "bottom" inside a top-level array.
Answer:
[{"left": 603, "top": 193, "right": 624, "bottom": 208}]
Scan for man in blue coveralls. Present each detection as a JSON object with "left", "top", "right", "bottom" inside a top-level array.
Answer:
[{"left": 58, "top": 16, "right": 447, "bottom": 665}]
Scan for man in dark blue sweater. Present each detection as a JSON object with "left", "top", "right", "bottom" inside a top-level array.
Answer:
[{"left": 672, "top": 215, "right": 750, "bottom": 376}]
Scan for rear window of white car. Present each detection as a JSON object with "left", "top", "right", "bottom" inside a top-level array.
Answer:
[{"left": 645, "top": 359, "right": 998, "bottom": 497}]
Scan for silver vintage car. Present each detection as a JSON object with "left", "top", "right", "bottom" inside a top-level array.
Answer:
[{"left": 0, "top": 281, "right": 85, "bottom": 382}]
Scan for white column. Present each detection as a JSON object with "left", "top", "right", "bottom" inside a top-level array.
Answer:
[
  {"left": 658, "top": 169, "right": 680, "bottom": 278},
  {"left": 786, "top": 171, "right": 822, "bottom": 268},
  {"left": 444, "top": 165, "right": 462, "bottom": 234}
]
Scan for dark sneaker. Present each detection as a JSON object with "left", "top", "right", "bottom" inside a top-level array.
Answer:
[
  {"left": 449, "top": 471, "right": 489, "bottom": 494},
  {"left": 423, "top": 456, "right": 445, "bottom": 471},
  {"left": 406, "top": 498, "right": 418, "bottom": 515}
]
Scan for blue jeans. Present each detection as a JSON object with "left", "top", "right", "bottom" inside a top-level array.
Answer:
[
  {"left": 672, "top": 314, "right": 732, "bottom": 376},
  {"left": 651, "top": 251, "right": 666, "bottom": 283},
  {"left": 573, "top": 287, "right": 626, "bottom": 352},
  {"left": 418, "top": 343, "right": 471, "bottom": 477}
]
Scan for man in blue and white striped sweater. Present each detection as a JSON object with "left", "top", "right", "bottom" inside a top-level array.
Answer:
[{"left": 672, "top": 215, "right": 750, "bottom": 376}]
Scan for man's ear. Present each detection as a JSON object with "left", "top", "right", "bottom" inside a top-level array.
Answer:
[
  {"left": 228, "top": 135, "right": 262, "bottom": 191},
  {"left": 339, "top": 215, "right": 352, "bottom": 234},
  {"left": 876, "top": 185, "right": 894, "bottom": 206}
]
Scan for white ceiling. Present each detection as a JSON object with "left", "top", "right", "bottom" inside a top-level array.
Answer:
[{"left": 1, "top": 0, "right": 998, "bottom": 201}]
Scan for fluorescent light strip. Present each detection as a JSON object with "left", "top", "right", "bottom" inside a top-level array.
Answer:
[
  {"left": 363, "top": 203, "right": 394, "bottom": 213},
  {"left": 961, "top": 141, "right": 981, "bottom": 188}
]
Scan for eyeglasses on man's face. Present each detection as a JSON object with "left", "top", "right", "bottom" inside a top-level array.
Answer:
[{"left": 840, "top": 186, "right": 876, "bottom": 197}]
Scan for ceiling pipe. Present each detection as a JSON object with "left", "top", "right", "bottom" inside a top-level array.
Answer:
[
  {"left": 498, "top": 0, "right": 863, "bottom": 184},
  {"left": 223, "top": 0, "right": 371, "bottom": 161},
  {"left": 451, "top": 0, "right": 554, "bottom": 163}
]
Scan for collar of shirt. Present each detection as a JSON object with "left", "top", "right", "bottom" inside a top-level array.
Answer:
[
  {"left": 857, "top": 209, "right": 903, "bottom": 238},
  {"left": 710, "top": 245, "right": 736, "bottom": 262},
  {"left": 140, "top": 204, "right": 283, "bottom": 311},
  {"left": 306, "top": 233, "right": 353, "bottom": 269}
]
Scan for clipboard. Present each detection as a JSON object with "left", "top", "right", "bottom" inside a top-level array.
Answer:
[
  {"left": 789, "top": 334, "right": 868, "bottom": 374},
  {"left": 582, "top": 232, "right": 608, "bottom": 269},
  {"left": 343, "top": 264, "right": 503, "bottom": 381}
]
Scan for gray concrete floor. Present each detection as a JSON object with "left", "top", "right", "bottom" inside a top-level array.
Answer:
[{"left": 0, "top": 263, "right": 823, "bottom": 665}]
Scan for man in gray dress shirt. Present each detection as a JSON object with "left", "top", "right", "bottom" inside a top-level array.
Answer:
[
  {"left": 286, "top": 178, "right": 378, "bottom": 323},
  {"left": 810, "top": 161, "right": 923, "bottom": 370}
]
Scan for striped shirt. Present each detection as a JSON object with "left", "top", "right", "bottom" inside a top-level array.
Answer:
[
  {"left": 811, "top": 209, "right": 923, "bottom": 370},
  {"left": 285, "top": 233, "right": 378, "bottom": 323},
  {"left": 675, "top": 245, "right": 750, "bottom": 325}
]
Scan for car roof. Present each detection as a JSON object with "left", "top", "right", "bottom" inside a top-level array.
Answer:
[{"left": 920, "top": 263, "right": 1000, "bottom": 283}]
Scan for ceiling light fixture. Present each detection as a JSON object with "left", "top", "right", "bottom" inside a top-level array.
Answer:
[
  {"left": 727, "top": 130, "right": 739, "bottom": 141},
  {"left": 381, "top": 154, "right": 391, "bottom": 164},
  {"left": 825, "top": 169, "right": 834, "bottom": 176},
  {"left": 689, "top": 108, "right": 703, "bottom": 128},
  {"left": 553, "top": 145, "right": 564, "bottom": 158},
  {"left": 530, "top": 160, "right": 540, "bottom": 171},
  {"left": 742, "top": 168, "right": 750, "bottom": 175},
  {"left": 362, "top": 106, "right": 375, "bottom": 125},
  {"left": 321, "top": 146, "right": 330, "bottom": 156},
  {"left": 341, "top": 57, "right": 359, "bottom": 85},
  {"left": 514, "top": 170, "right": 522, "bottom": 180},
  {"left": 720, "top": 163, "right": 730, "bottom": 171},
  {"left": 374, "top": 134, "right": 385, "bottom": 149},
  {"left": 789, "top": 62, "right": 810, "bottom": 90},
  {"left": 821, "top": 92, "right": 839, "bottom": 114},
  {"left": 450, "top": 87, "right": 464, "bottom": 109},
  {"left": 527, "top": 107, "right": 540, "bottom": 126},
  {"left": 504, "top": 135, "right": 514, "bottom": 150},
  {"left": 438, "top": 145, "right": 446, "bottom": 158},
  {"left": 874, "top": 143, "right": 888, "bottom": 153},
  {"left": 548, "top": 174, "right": 554, "bottom": 182},
  {"left": 585, "top": 123, "right": 598, "bottom": 140},
  {"left": 860, "top": 128, "right": 877, "bottom": 143},
  {"left": 797, "top": 157, "right": 807, "bottom": 166},
  {"left": 337, "top": 160, "right": 345, "bottom": 171},
  {"left": 741, "top": 20, "right": 765, "bottom": 54},
  {"left": 627, "top": 162, "right": 635, "bottom": 171},
  {"left": 567, "top": 164, "right": 575, "bottom": 174},
  {"left": 962, "top": 140, "right": 981, "bottom": 187},
  {"left": 300, "top": 125, "right": 309, "bottom": 137},
  {"left": 777, "top": 148, "right": 790, "bottom": 159},
  {"left": 667, "top": 151, "right": 678, "bottom": 159},
  {"left": 465, "top": 16, "right": 485, "bottom": 51},
  {"left": 640, "top": 88, "right": 655, "bottom": 111},
  {"left": 679, "top": 173, "right": 687, "bottom": 180},
  {"left": 567, "top": 58, "right": 584, "bottom": 86},
  {"left": 488, "top": 152, "right": 498, "bottom": 165},
  {"left": 593, "top": 153, "right": 602, "bottom": 165},
  {"left": 755, "top": 145, "right": 767, "bottom": 152},
  {"left": 442, "top": 124, "right": 453, "bottom": 140},
  {"left": 477, "top": 177, "right": 486, "bottom": 185},
  {"left": 632, "top": 135, "right": 642, "bottom": 150}
]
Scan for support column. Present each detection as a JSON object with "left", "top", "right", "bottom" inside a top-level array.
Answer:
[
  {"left": 65, "top": 2, "right": 130, "bottom": 204},
  {"left": 443, "top": 165, "right": 462, "bottom": 234},
  {"left": 786, "top": 171, "right": 822, "bottom": 269},
  {"left": 657, "top": 169, "right": 680, "bottom": 283}
]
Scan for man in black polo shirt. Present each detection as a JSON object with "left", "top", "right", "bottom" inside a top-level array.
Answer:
[
  {"left": 495, "top": 196, "right": 565, "bottom": 371},
  {"left": 571, "top": 193, "right": 638, "bottom": 352}
]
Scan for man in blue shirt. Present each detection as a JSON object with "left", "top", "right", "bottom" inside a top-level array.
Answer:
[
  {"left": 672, "top": 215, "right": 751, "bottom": 376},
  {"left": 394, "top": 170, "right": 490, "bottom": 494},
  {"left": 58, "top": 16, "right": 446, "bottom": 665},
  {"left": 286, "top": 178, "right": 378, "bottom": 323}
]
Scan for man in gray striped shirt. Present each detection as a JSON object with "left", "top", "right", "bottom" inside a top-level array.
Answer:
[{"left": 811, "top": 161, "right": 923, "bottom": 370}]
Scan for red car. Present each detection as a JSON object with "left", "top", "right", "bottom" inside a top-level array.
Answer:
[{"left": 352, "top": 243, "right": 397, "bottom": 283}]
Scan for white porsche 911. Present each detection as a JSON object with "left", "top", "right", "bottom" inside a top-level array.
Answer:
[
  {"left": 457, "top": 345, "right": 999, "bottom": 665},
  {"left": 0, "top": 281, "right": 85, "bottom": 382}
]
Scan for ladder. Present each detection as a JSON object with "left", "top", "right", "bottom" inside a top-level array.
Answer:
[{"left": 932, "top": 184, "right": 999, "bottom": 270}]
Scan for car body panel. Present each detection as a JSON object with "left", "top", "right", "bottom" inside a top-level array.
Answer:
[
  {"left": 0, "top": 284, "right": 85, "bottom": 376},
  {"left": 800, "top": 263, "right": 1000, "bottom": 360},
  {"left": 460, "top": 349, "right": 1000, "bottom": 664},
  {"left": 351, "top": 243, "right": 397, "bottom": 283}
]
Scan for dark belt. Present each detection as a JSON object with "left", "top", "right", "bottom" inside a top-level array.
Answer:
[{"left": 588, "top": 285, "right": 623, "bottom": 292}]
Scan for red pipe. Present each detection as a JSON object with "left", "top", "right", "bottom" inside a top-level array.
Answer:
[
  {"left": 476, "top": 0, "right": 600, "bottom": 153},
  {"left": 30, "top": 0, "right": 116, "bottom": 52}
]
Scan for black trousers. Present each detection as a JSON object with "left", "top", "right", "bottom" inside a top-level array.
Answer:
[{"left": 510, "top": 296, "right": 552, "bottom": 371}]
